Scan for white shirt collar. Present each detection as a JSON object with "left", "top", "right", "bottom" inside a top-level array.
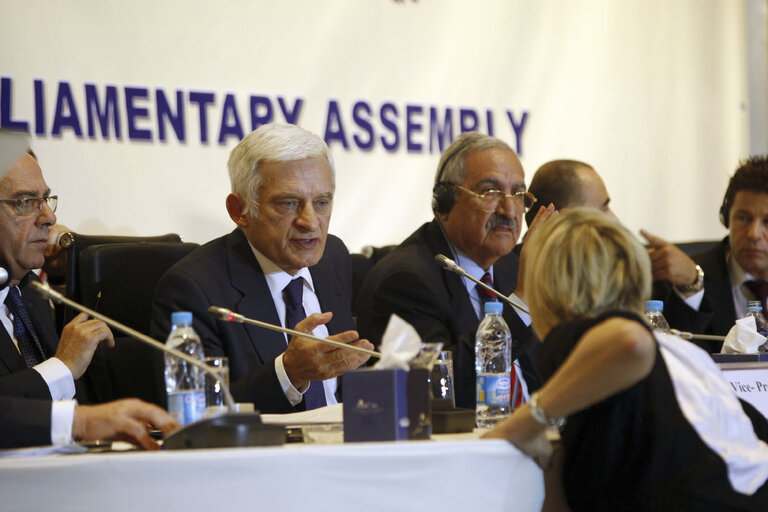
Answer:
[{"left": 248, "top": 243, "right": 315, "bottom": 295}]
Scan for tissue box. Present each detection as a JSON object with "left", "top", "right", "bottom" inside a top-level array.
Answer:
[{"left": 342, "top": 368, "right": 430, "bottom": 442}]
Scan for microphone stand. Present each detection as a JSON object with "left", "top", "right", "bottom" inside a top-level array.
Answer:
[
  {"left": 669, "top": 329, "right": 726, "bottom": 342},
  {"left": 434, "top": 254, "right": 531, "bottom": 315},
  {"left": 208, "top": 306, "right": 381, "bottom": 358},
  {"left": 31, "top": 280, "right": 285, "bottom": 449}
]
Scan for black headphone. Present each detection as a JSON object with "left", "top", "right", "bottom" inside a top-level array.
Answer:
[
  {"left": 432, "top": 140, "right": 472, "bottom": 214},
  {"left": 0, "top": 260, "right": 9, "bottom": 290}
]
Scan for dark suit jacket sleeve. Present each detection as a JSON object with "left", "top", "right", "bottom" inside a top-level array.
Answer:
[
  {"left": 0, "top": 396, "right": 52, "bottom": 448},
  {"left": 0, "top": 369, "right": 53, "bottom": 399},
  {"left": 652, "top": 281, "right": 721, "bottom": 353},
  {"left": 363, "top": 264, "right": 457, "bottom": 350},
  {"left": 151, "top": 265, "right": 294, "bottom": 414}
]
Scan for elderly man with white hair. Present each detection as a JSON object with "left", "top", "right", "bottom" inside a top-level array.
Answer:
[{"left": 152, "top": 123, "right": 373, "bottom": 414}]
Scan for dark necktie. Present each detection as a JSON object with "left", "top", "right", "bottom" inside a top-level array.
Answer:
[
  {"left": 283, "top": 277, "right": 327, "bottom": 409},
  {"left": 4, "top": 287, "right": 45, "bottom": 367},
  {"left": 476, "top": 272, "right": 499, "bottom": 305},
  {"left": 745, "top": 280, "right": 768, "bottom": 319}
]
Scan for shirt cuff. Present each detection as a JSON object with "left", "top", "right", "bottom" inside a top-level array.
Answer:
[
  {"left": 33, "top": 357, "right": 76, "bottom": 400},
  {"left": 677, "top": 288, "right": 705, "bottom": 311},
  {"left": 509, "top": 293, "right": 532, "bottom": 327},
  {"left": 51, "top": 399, "right": 77, "bottom": 445},
  {"left": 275, "top": 353, "right": 308, "bottom": 407}
]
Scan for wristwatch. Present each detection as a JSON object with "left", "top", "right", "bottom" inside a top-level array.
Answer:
[
  {"left": 529, "top": 391, "right": 566, "bottom": 428},
  {"left": 675, "top": 264, "right": 704, "bottom": 293}
]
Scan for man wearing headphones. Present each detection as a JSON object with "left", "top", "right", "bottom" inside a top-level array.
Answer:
[
  {"left": 654, "top": 156, "right": 768, "bottom": 350},
  {"left": 356, "top": 132, "right": 548, "bottom": 410}
]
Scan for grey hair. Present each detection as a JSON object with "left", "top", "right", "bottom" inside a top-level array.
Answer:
[
  {"left": 227, "top": 123, "right": 335, "bottom": 217},
  {"left": 434, "top": 132, "right": 514, "bottom": 187}
]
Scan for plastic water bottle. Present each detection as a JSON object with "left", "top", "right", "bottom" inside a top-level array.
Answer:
[
  {"left": 165, "top": 311, "right": 206, "bottom": 425},
  {"left": 745, "top": 301, "right": 768, "bottom": 337},
  {"left": 475, "top": 302, "right": 511, "bottom": 429},
  {"left": 645, "top": 300, "right": 670, "bottom": 334}
]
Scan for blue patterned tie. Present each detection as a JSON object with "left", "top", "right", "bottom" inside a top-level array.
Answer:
[
  {"left": 284, "top": 277, "right": 327, "bottom": 409},
  {"left": 5, "top": 287, "right": 45, "bottom": 367}
]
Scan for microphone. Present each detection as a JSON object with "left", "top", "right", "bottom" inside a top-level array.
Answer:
[
  {"left": 669, "top": 328, "right": 726, "bottom": 342},
  {"left": 434, "top": 254, "right": 531, "bottom": 315},
  {"left": 208, "top": 306, "right": 381, "bottom": 358},
  {"left": 30, "top": 280, "right": 285, "bottom": 449},
  {"left": 0, "top": 261, "right": 9, "bottom": 289}
]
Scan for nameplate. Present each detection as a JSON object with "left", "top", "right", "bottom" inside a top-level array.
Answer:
[{"left": 717, "top": 362, "right": 768, "bottom": 418}]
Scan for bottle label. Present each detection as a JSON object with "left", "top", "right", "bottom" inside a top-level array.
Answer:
[
  {"left": 168, "top": 390, "right": 206, "bottom": 425},
  {"left": 476, "top": 374, "right": 511, "bottom": 406}
]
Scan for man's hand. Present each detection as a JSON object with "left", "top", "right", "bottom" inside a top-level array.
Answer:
[
  {"left": 282, "top": 312, "right": 374, "bottom": 389},
  {"left": 42, "top": 224, "right": 71, "bottom": 278},
  {"left": 55, "top": 312, "right": 115, "bottom": 379},
  {"left": 515, "top": 204, "right": 557, "bottom": 303},
  {"left": 72, "top": 399, "right": 179, "bottom": 450},
  {"left": 640, "top": 229, "right": 699, "bottom": 294}
]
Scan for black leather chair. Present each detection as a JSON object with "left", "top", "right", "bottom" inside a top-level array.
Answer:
[
  {"left": 59, "top": 232, "right": 183, "bottom": 320},
  {"left": 350, "top": 245, "right": 396, "bottom": 318},
  {"left": 71, "top": 240, "right": 199, "bottom": 406}
]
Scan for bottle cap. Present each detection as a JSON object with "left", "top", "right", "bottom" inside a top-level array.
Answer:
[
  {"left": 747, "top": 300, "right": 763, "bottom": 312},
  {"left": 483, "top": 302, "right": 503, "bottom": 314},
  {"left": 645, "top": 300, "right": 664, "bottom": 313},
  {"left": 171, "top": 311, "right": 193, "bottom": 325}
]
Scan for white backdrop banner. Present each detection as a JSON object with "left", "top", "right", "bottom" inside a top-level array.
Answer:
[{"left": 0, "top": 0, "right": 750, "bottom": 252}]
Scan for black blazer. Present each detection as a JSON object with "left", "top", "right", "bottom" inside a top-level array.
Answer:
[
  {"left": 0, "top": 396, "right": 52, "bottom": 448},
  {"left": 151, "top": 229, "right": 356, "bottom": 414},
  {"left": 0, "top": 273, "right": 59, "bottom": 399},
  {"left": 355, "top": 219, "right": 540, "bottom": 409},
  {"left": 654, "top": 237, "right": 734, "bottom": 352}
]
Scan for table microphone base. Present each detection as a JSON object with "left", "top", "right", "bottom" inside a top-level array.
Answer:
[{"left": 163, "top": 413, "right": 285, "bottom": 450}]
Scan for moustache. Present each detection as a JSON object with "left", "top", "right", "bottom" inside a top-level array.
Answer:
[{"left": 486, "top": 215, "right": 517, "bottom": 231}]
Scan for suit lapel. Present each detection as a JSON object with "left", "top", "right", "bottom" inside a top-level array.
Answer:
[
  {"left": 424, "top": 220, "right": 479, "bottom": 343},
  {"left": 225, "top": 230, "right": 289, "bottom": 364},
  {"left": 0, "top": 327, "right": 25, "bottom": 374}
]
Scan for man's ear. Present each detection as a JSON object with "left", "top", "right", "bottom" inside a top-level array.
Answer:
[{"left": 225, "top": 193, "right": 248, "bottom": 227}]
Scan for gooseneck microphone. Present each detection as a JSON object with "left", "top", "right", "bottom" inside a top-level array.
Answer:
[
  {"left": 31, "top": 281, "right": 237, "bottom": 411},
  {"left": 434, "top": 254, "right": 531, "bottom": 315},
  {"left": 31, "top": 281, "right": 288, "bottom": 449},
  {"left": 669, "top": 329, "right": 726, "bottom": 342},
  {"left": 207, "top": 306, "right": 381, "bottom": 358}
]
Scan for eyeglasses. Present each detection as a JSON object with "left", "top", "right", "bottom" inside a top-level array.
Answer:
[
  {"left": 452, "top": 184, "right": 536, "bottom": 212},
  {"left": 0, "top": 195, "right": 58, "bottom": 216}
]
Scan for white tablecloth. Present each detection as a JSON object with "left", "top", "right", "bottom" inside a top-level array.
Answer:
[{"left": 0, "top": 438, "right": 543, "bottom": 511}]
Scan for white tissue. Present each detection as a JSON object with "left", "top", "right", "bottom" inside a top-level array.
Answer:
[
  {"left": 721, "top": 316, "right": 767, "bottom": 354},
  {"left": 373, "top": 314, "right": 423, "bottom": 370}
]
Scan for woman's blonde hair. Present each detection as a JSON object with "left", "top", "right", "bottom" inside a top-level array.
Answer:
[{"left": 523, "top": 208, "right": 651, "bottom": 338}]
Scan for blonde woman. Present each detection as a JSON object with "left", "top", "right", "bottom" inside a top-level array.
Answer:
[{"left": 486, "top": 208, "right": 768, "bottom": 511}]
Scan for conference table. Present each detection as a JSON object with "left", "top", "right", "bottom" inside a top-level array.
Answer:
[{"left": 0, "top": 434, "right": 544, "bottom": 512}]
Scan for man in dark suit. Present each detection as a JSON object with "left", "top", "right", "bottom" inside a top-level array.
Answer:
[
  {"left": 152, "top": 123, "right": 373, "bottom": 414},
  {"left": 356, "top": 132, "right": 549, "bottom": 410},
  {"left": 0, "top": 396, "right": 178, "bottom": 449},
  {"left": 0, "top": 142, "right": 114, "bottom": 401},
  {"left": 653, "top": 156, "right": 768, "bottom": 349}
]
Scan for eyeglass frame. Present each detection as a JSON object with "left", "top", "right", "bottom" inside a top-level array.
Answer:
[
  {"left": 450, "top": 184, "right": 536, "bottom": 212},
  {"left": 0, "top": 195, "right": 58, "bottom": 216}
]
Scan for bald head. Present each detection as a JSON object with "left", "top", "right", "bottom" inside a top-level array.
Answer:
[{"left": 526, "top": 159, "right": 612, "bottom": 226}]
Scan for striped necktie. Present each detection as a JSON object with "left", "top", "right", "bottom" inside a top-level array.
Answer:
[{"left": 4, "top": 287, "right": 45, "bottom": 367}]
